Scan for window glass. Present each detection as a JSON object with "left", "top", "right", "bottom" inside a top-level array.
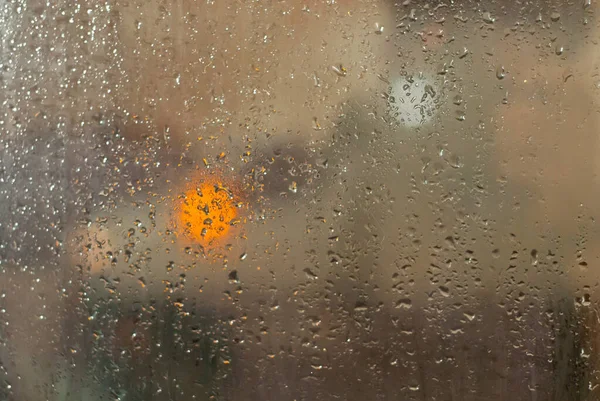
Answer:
[{"left": 1, "top": 1, "right": 599, "bottom": 400}]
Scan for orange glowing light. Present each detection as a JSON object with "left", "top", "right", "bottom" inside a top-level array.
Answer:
[{"left": 177, "top": 177, "right": 239, "bottom": 246}]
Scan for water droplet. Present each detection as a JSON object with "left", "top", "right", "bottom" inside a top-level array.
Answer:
[
  {"left": 555, "top": 45, "right": 564, "bottom": 55},
  {"left": 483, "top": 11, "right": 495, "bottom": 24},
  {"left": 395, "top": 298, "right": 413, "bottom": 309},
  {"left": 354, "top": 301, "right": 368, "bottom": 311},
  {"left": 331, "top": 64, "right": 347, "bottom": 77},
  {"left": 312, "top": 117, "right": 322, "bottom": 130},
  {"left": 409, "top": 9, "right": 417, "bottom": 21},
  {"left": 228, "top": 270, "right": 239, "bottom": 283},
  {"left": 531, "top": 249, "right": 538, "bottom": 266},
  {"left": 496, "top": 65, "right": 506, "bottom": 80},
  {"left": 424, "top": 84, "right": 436, "bottom": 99},
  {"left": 444, "top": 152, "right": 462, "bottom": 169},
  {"left": 437, "top": 63, "right": 448, "bottom": 75},
  {"left": 313, "top": 72, "right": 320, "bottom": 87},
  {"left": 303, "top": 268, "right": 318, "bottom": 279}
]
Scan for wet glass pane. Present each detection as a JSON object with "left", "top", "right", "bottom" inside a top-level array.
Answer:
[{"left": 1, "top": 0, "right": 599, "bottom": 400}]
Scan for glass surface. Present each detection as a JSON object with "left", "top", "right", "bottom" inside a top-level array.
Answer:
[{"left": 1, "top": 1, "right": 599, "bottom": 400}]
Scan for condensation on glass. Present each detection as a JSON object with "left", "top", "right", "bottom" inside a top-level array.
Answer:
[{"left": 0, "top": 1, "right": 599, "bottom": 400}]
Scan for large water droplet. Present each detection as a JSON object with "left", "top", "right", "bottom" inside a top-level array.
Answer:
[{"left": 496, "top": 65, "right": 506, "bottom": 80}]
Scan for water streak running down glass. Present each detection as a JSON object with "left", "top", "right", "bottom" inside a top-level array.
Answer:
[{"left": 1, "top": 1, "right": 600, "bottom": 400}]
